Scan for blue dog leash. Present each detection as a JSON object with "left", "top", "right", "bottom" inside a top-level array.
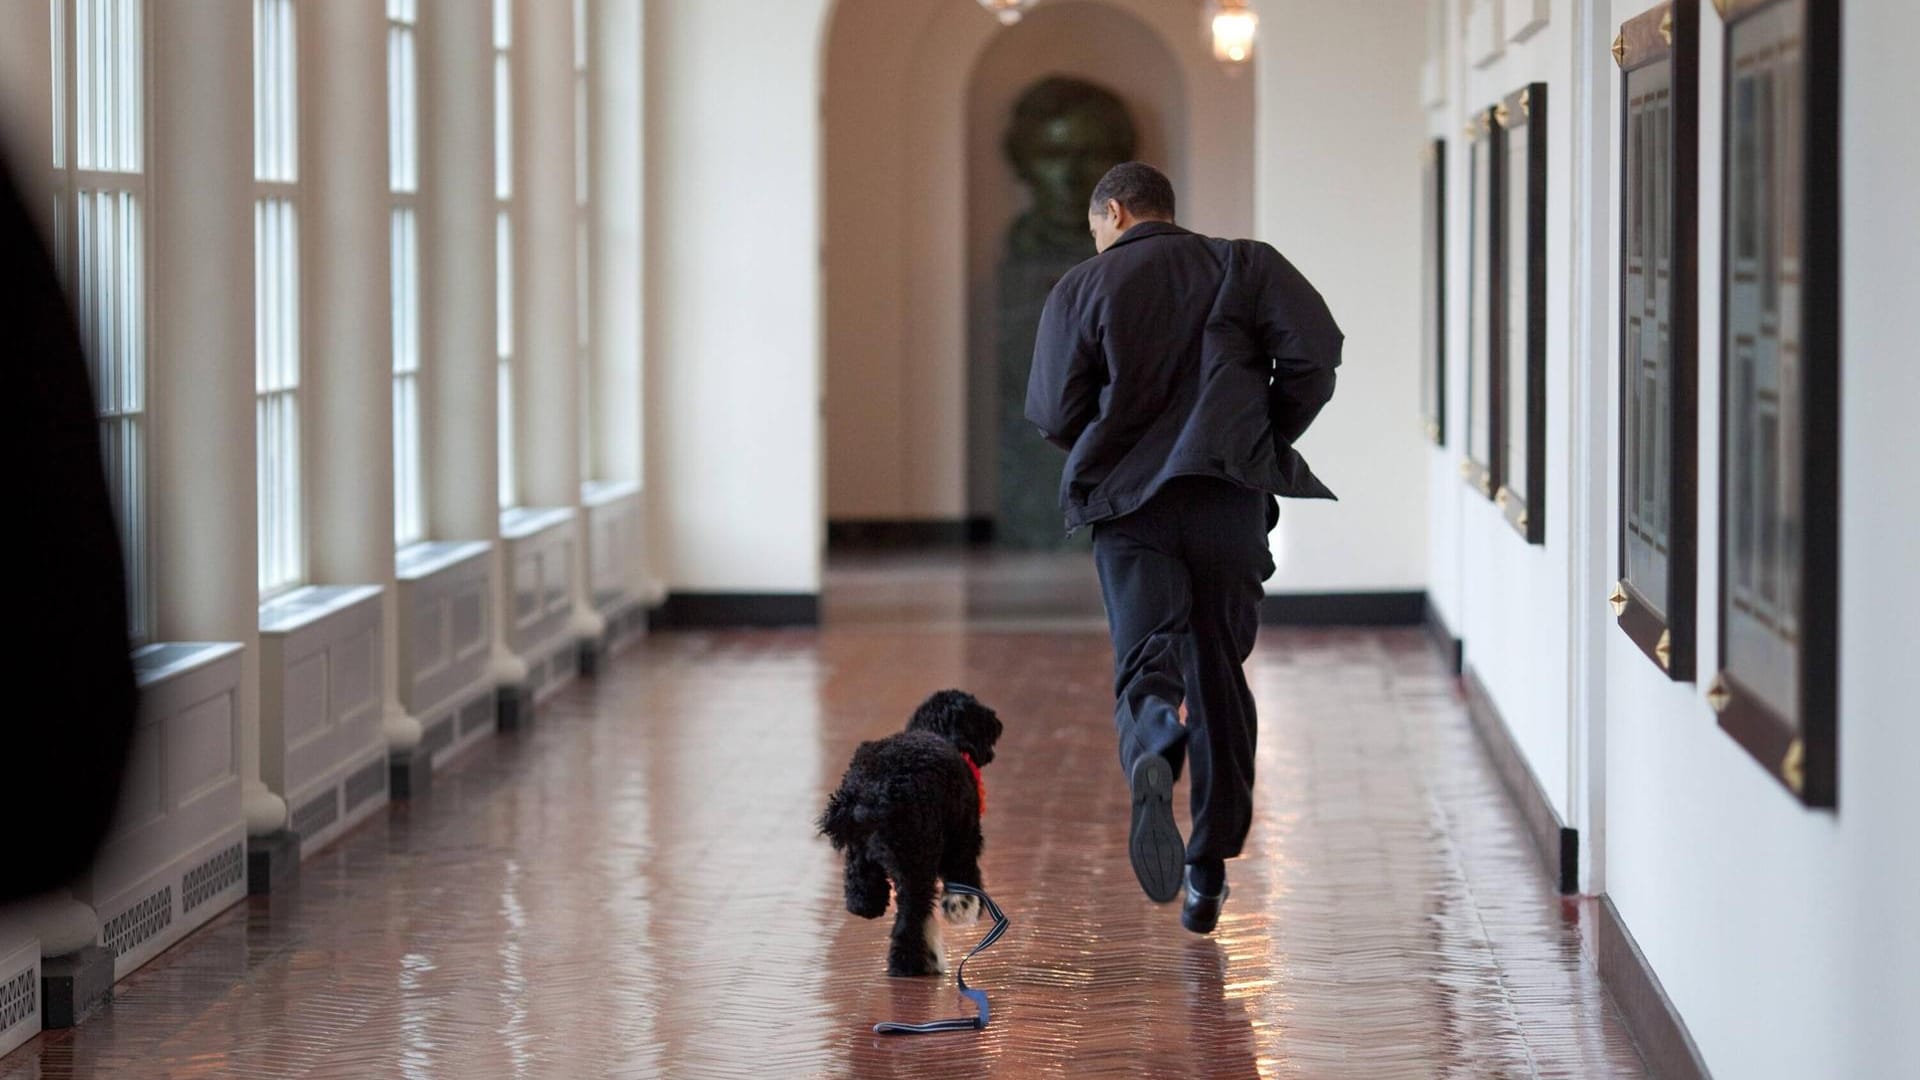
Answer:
[{"left": 872, "top": 883, "right": 1009, "bottom": 1035}]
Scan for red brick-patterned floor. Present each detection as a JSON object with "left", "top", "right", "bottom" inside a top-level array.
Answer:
[{"left": 3, "top": 555, "right": 1648, "bottom": 1078}]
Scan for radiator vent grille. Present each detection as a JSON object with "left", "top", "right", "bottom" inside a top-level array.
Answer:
[
  {"left": 0, "top": 965, "right": 36, "bottom": 1035},
  {"left": 345, "top": 757, "right": 388, "bottom": 811},
  {"left": 421, "top": 713, "right": 456, "bottom": 756},
  {"left": 293, "top": 788, "right": 340, "bottom": 839},
  {"left": 182, "top": 844, "right": 244, "bottom": 914},
  {"left": 103, "top": 885, "right": 174, "bottom": 959}
]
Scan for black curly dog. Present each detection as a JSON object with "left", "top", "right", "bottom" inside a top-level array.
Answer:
[{"left": 819, "top": 689, "right": 1003, "bottom": 977}]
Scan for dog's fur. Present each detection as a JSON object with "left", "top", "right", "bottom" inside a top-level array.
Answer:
[{"left": 818, "top": 689, "right": 1003, "bottom": 977}]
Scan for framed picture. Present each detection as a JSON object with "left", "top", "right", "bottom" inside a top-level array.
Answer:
[
  {"left": 1461, "top": 107, "right": 1498, "bottom": 499},
  {"left": 1612, "top": 1, "right": 1699, "bottom": 679},
  {"left": 1420, "top": 138, "right": 1447, "bottom": 446},
  {"left": 1495, "top": 83, "right": 1547, "bottom": 544},
  {"left": 1711, "top": 0, "right": 1840, "bottom": 807}
]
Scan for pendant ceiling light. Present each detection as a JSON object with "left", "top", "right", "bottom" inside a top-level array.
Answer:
[
  {"left": 1209, "top": 0, "right": 1259, "bottom": 67},
  {"left": 977, "top": 0, "right": 1036, "bottom": 26}
]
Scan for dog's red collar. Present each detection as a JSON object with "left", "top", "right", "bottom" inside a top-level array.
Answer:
[{"left": 963, "top": 752, "right": 985, "bottom": 816}]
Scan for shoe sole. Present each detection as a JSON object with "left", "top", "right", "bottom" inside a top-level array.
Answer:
[{"left": 1129, "top": 753, "right": 1184, "bottom": 903}]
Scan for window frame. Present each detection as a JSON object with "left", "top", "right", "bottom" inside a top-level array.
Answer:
[
  {"left": 253, "top": 0, "right": 308, "bottom": 601},
  {"left": 389, "top": 0, "right": 426, "bottom": 547},
  {"left": 52, "top": 0, "right": 154, "bottom": 644}
]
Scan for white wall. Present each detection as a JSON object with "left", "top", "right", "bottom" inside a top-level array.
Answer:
[
  {"left": 645, "top": 0, "right": 830, "bottom": 594},
  {"left": 1254, "top": 0, "right": 1429, "bottom": 596},
  {"left": 1599, "top": 2, "right": 1920, "bottom": 1077}
]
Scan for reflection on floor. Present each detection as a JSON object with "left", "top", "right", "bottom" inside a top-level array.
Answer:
[{"left": 3, "top": 555, "right": 1648, "bottom": 1078}]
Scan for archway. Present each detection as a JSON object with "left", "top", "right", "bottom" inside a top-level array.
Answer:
[{"left": 820, "top": 0, "right": 1251, "bottom": 557}]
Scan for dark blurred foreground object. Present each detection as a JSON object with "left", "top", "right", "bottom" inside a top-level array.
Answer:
[{"left": 0, "top": 147, "right": 137, "bottom": 903}]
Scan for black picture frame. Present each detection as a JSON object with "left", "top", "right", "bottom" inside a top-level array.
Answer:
[
  {"left": 1495, "top": 83, "right": 1547, "bottom": 545},
  {"left": 1711, "top": 0, "right": 1840, "bottom": 808},
  {"left": 1420, "top": 138, "right": 1447, "bottom": 446},
  {"left": 1613, "top": 1, "right": 1700, "bottom": 680},
  {"left": 1462, "top": 108, "right": 1499, "bottom": 500}
]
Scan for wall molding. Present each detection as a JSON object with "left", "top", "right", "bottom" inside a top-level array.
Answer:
[
  {"left": 1258, "top": 591, "right": 1426, "bottom": 627},
  {"left": 1462, "top": 668, "right": 1578, "bottom": 893},
  {"left": 1424, "top": 598, "right": 1465, "bottom": 675},
  {"left": 648, "top": 593, "right": 822, "bottom": 630},
  {"left": 1598, "top": 895, "right": 1713, "bottom": 1080},
  {"left": 827, "top": 518, "right": 995, "bottom": 550}
]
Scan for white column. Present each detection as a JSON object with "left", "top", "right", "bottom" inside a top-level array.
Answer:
[
  {"left": 303, "top": 0, "right": 420, "bottom": 754},
  {"left": 512, "top": 0, "right": 575, "bottom": 510},
  {"left": 419, "top": 0, "right": 523, "bottom": 685},
  {"left": 149, "top": 0, "right": 285, "bottom": 838},
  {"left": 515, "top": 0, "right": 601, "bottom": 643},
  {"left": 0, "top": 0, "right": 53, "bottom": 217},
  {"left": 593, "top": 0, "right": 649, "bottom": 599}
]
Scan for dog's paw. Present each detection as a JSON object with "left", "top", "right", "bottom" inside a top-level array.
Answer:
[
  {"left": 941, "top": 890, "right": 982, "bottom": 926},
  {"left": 886, "top": 945, "right": 946, "bottom": 978}
]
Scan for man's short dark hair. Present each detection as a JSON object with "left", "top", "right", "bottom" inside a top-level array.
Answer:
[{"left": 1089, "top": 162, "right": 1176, "bottom": 221}]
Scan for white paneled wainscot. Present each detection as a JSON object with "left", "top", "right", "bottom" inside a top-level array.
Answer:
[
  {"left": 583, "top": 480, "right": 647, "bottom": 648},
  {"left": 257, "top": 588, "right": 391, "bottom": 858},
  {"left": 500, "top": 507, "right": 581, "bottom": 701},
  {"left": 0, "top": 925, "right": 39, "bottom": 1058},
  {"left": 395, "top": 542, "right": 497, "bottom": 768},
  {"left": 75, "top": 644, "right": 248, "bottom": 983}
]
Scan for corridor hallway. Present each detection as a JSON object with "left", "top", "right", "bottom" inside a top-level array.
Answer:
[{"left": 2, "top": 557, "right": 1647, "bottom": 1078}]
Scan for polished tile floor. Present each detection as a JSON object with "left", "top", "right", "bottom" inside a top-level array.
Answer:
[{"left": 3, "top": 555, "right": 1648, "bottom": 1078}]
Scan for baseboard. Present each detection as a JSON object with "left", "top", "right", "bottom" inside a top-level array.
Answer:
[
  {"left": 827, "top": 518, "right": 994, "bottom": 550},
  {"left": 1598, "top": 895, "right": 1713, "bottom": 1080},
  {"left": 1423, "top": 597, "right": 1465, "bottom": 674},
  {"left": 1462, "top": 668, "right": 1579, "bottom": 894},
  {"left": 648, "top": 593, "right": 821, "bottom": 630},
  {"left": 1258, "top": 591, "right": 1425, "bottom": 627}
]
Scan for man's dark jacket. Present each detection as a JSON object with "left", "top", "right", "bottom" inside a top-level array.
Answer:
[{"left": 1024, "top": 221, "right": 1343, "bottom": 533}]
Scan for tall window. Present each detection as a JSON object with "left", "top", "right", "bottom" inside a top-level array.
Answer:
[
  {"left": 254, "top": 0, "right": 304, "bottom": 597},
  {"left": 53, "top": 0, "right": 150, "bottom": 641},
  {"left": 574, "top": 0, "right": 593, "bottom": 479},
  {"left": 389, "top": 0, "right": 425, "bottom": 545},
  {"left": 494, "top": 0, "right": 516, "bottom": 509}
]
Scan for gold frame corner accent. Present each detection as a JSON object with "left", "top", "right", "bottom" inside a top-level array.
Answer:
[
  {"left": 1659, "top": 9, "right": 1674, "bottom": 45},
  {"left": 1782, "top": 738, "right": 1806, "bottom": 795},
  {"left": 1706, "top": 672, "right": 1731, "bottom": 713},
  {"left": 1654, "top": 629, "right": 1672, "bottom": 670},
  {"left": 1608, "top": 582, "right": 1628, "bottom": 618},
  {"left": 1494, "top": 102, "right": 1512, "bottom": 129},
  {"left": 1611, "top": 32, "right": 1627, "bottom": 68}
]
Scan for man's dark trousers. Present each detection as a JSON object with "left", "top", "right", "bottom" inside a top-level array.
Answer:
[{"left": 1092, "top": 476, "right": 1275, "bottom": 865}]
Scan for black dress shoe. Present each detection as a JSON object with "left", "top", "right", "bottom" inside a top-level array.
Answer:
[
  {"left": 1180, "top": 866, "right": 1229, "bottom": 934},
  {"left": 1128, "top": 753, "right": 1184, "bottom": 903}
]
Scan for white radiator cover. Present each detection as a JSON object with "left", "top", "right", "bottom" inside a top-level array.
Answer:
[
  {"left": 501, "top": 507, "right": 580, "bottom": 702},
  {"left": 258, "top": 586, "right": 390, "bottom": 859},
  {"left": 396, "top": 541, "right": 497, "bottom": 768},
  {"left": 0, "top": 928, "right": 40, "bottom": 1058},
  {"left": 76, "top": 643, "right": 247, "bottom": 983}
]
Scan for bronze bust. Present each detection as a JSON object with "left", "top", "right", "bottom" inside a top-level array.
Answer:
[{"left": 1003, "top": 77, "right": 1138, "bottom": 257}]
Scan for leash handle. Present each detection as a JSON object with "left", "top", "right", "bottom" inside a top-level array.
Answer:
[{"left": 872, "top": 883, "right": 1008, "bottom": 1035}]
